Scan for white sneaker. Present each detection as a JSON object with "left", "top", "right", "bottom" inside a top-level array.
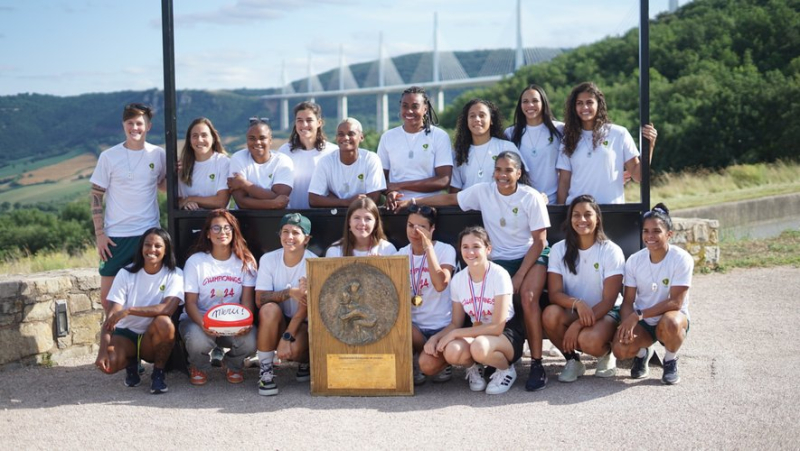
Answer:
[
  {"left": 432, "top": 365, "right": 453, "bottom": 383},
  {"left": 465, "top": 364, "right": 487, "bottom": 392},
  {"left": 595, "top": 352, "right": 617, "bottom": 378},
  {"left": 486, "top": 365, "right": 517, "bottom": 395},
  {"left": 558, "top": 358, "right": 586, "bottom": 382}
]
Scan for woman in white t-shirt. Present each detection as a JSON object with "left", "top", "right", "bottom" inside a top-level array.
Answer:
[
  {"left": 254, "top": 213, "right": 316, "bottom": 396},
  {"left": 505, "top": 84, "right": 564, "bottom": 204},
  {"left": 378, "top": 86, "right": 453, "bottom": 209},
  {"left": 451, "top": 98, "right": 522, "bottom": 192},
  {"left": 556, "top": 82, "right": 658, "bottom": 205},
  {"left": 396, "top": 205, "right": 456, "bottom": 385},
  {"left": 178, "top": 117, "right": 231, "bottom": 210},
  {"left": 613, "top": 203, "right": 693, "bottom": 385},
  {"left": 179, "top": 209, "right": 258, "bottom": 386},
  {"left": 277, "top": 102, "right": 337, "bottom": 209},
  {"left": 420, "top": 227, "right": 524, "bottom": 395},
  {"left": 542, "top": 195, "right": 625, "bottom": 383},
  {"left": 395, "top": 151, "right": 551, "bottom": 391},
  {"left": 95, "top": 227, "right": 184, "bottom": 395},
  {"left": 324, "top": 197, "right": 397, "bottom": 257}
]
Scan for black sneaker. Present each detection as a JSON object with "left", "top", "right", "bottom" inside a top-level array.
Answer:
[
  {"left": 259, "top": 364, "right": 279, "bottom": 396},
  {"left": 150, "top": 368, "right": 168, "bottom": 394},
  {"left": 631, "top": 347, "right": 653, "bottom": 379},
  {"left": 124, "top": 363, "right": 141, "bottom": 387},
  {"left": 662, "top": 358, "right": 680, "bottom": 385},
  {"left": 525, "top": 359, "right": 547, "bottom": 391},
  {"left": 210, "top": 347, "right": 224, "bottom": 368},
  {"left": 296, "top": 363, "right": 311, "bottom": 382}
]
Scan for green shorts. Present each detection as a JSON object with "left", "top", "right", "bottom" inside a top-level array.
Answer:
[
  {"left": 493, "top": 246, "right": 551, "bottom": 276},
  {"left": 99, "top": 235, "right": 140, "bottom": 277},
  {"left": 639, "top": 318, "right": 691, "bottom": 343},
  {"left": 112, "top": 327, "right": 144, "bottom": 345},
  {"left": 606, "top": 305, "right": 621, "bottom": 322}
]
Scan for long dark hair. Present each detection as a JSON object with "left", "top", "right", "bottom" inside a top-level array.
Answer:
[
  {"left": 288, "top": 101, "right": 327, "bottom": 152},
  {"left": 179, "top": 117, "right": 227, "bottom": 186},
  {"left": 562, "top": 82, "right": 610, "bottom": 157},
  {"left": 332, "top": 197, "right": 387, "bottom": 257},
  {"left": 453, "top": 98, "right": 506, "bottom": 166},
  {"left": 509, "top": 84, "right": 562, "bottom": 149},
  {"left": 400, "top": 86, "right": 438, "bottom": 135},
  {"left": 562, "top": 195, "right": 608, "bottom": 275},
  {"left": 642, "top": 203, "right": 673, "bottom": 231},
  {"left": 190, "top": 209, "right": 256, "bottom": 273},
  {"left": 125, "top": 228, "right": 177, "bottom": 274},
  {"left": 495, "top": 150, "right": 532, "bottom": 187}
]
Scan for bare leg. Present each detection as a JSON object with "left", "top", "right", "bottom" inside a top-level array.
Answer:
[{"left": 520, "top": 265, "right": 547, "bottom": 359}]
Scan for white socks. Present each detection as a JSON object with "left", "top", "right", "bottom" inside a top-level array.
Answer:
[
  {"left": 258, "top": 350, "right": 275, "bottom": 367},
  {"left": 636, "top": 348, "right": 648, "bottom": 358},
  {"left": 664, "top": 350, "right": 677, "bottom": 362}
]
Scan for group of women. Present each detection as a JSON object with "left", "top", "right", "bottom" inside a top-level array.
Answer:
[{"left": 101, "top": 81, "right": 692, "bottom": 396}]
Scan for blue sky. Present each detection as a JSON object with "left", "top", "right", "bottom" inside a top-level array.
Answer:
[{"left": 0, "top": 0, "right": 684, "bottom": 97}]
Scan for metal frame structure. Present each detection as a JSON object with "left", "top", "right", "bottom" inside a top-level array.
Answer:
[{"left": 160, "top": 0, "right": 651, "bottom": 264}]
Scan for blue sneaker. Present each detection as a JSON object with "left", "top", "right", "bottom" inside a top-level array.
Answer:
[
  {"left": 124, "top": 363, "right": 141, "bottom": 388},
  {"left": 662, "top": 358, "right": 680, "bottom": 385},
  {"left": 150, "top": 368, "right": 168, "bottom": 394}
]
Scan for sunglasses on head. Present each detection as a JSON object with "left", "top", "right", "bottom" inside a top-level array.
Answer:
[
  {"left": 408, "top": 204, "right": 433, "bottom": 215},
  {"left": 249, "top": 116, "right": 270, "bottom": 125}
]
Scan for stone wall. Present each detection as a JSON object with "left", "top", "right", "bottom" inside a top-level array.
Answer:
[
  {"left": 0, "top": 269, "right": 102, "bottom": 369},
  {"left": 671, "top": 217, "right": 720, "bottom": 270}
]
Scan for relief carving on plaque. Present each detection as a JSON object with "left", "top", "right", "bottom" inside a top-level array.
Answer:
[{"left": 318, "top": 263, "right": 399, "bottom": 345}]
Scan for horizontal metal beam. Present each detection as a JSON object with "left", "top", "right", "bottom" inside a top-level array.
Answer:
[{"left": 261, "top": 74, "right": 507, "bottom": 101}]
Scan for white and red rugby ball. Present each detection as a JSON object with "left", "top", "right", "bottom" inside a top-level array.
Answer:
[{"left": 203, "top": 303, "right": 253, "bottom": 336}]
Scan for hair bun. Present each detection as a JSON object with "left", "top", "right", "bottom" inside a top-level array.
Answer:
[{"left": 652, "top": 203, "right": 670, "bottom": 215}]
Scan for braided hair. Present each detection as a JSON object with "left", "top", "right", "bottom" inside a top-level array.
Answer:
[{"left": 400, "top": 86, "right": 438, "bottom": 135}]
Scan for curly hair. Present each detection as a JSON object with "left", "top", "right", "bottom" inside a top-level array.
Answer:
[
  {"left": 562, "top": 82, "right": 610, "bottom": 158},
  {"left": 508, "top": 84, "right": 562, "bottom": 149},
  {"left": 288, "top": 101, "right": 328, "bottom": 152},
  {"left": 453, "top": 99, "right": 506, "bottom": 167},
  {"left": 179, "top": 117, "right": 227, "bottom": 186}
]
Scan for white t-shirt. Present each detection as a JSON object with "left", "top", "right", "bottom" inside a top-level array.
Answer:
[
  {"left": 178, "top": 152, "right": 231, "bottom": 200},
  {"left": 256, "top": 248, "right": 317, "bottom": 319},
  {"left": 377, "top": 125, "right": 453, "bottom": 199},
  {"left": 624, "top": 245, "right": 693, "bottom": 326},
  {"left": 107, "top": 266, "right": 184, "bottom": 334},
  {"left": 181, "top": 252, "right": 257, "bottom": 321},
  {"left": 228, "top": 149, "right": 295, "bottom": 208},
  {"left": 325, "top": 239, "right": 397, "bottom": 257},
  {"left": 548, "top": 239, "right": 625, "bottom": 308},
  {"left": 450, "top": 262, "right": 514, "bottom": 324},
  {"left": 90, "top": 142, "right": 166, "bottom": 237},
  {"left": 278, "top": 141, "right": 337, "bottom": 209},
  {"left": 451, "top": 137, "right": 523, "bottom": 190},
  {"left": 505, "top": 122, "right": 564, "bottom": 204},
  {"left": 308, "top": 148, "right": 386, "bottom": 201},
  {"left": 556, "top": 124, "right": 639, "bottom": 204},
  {"left": 397, "top": 241, "right": 457, "bottom": 331},
  {"left": 456, "top": 182, "right": 550, "bottom": 261}
]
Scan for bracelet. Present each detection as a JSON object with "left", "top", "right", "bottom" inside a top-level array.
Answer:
[
  {"left": 571, "top": 298, "right": 579, "bottom": 313},
  {"left": 411, "top": 197, "right": 417, "bottom": 206}
]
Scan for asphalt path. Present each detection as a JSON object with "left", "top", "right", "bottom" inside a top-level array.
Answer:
[{"left": 1, "top": 266, "right": 799, "bottom": 450}]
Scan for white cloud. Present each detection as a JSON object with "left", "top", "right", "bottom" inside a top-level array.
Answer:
[{"left": 157, "top": 0, "right": 354, "bottom": 28}]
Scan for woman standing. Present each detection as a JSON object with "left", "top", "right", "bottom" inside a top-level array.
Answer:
[
  {"left": 556, "top": 81, "right": 657, "bottom": 205},
  {"left": 542, "top": 195, "right": 625, "bottom": 382},
  {"left": 613, "top": 204, "right": 693, "bottom": 385},
  {"left": 395, "top": 151, "right": 551, "bottom": 391},
  {"left": 451, "top": 99, "right": 522, "bottom": 192},
  {"left": 378, "top": 86, "right": 453, "bottom": 209},
  {"left": 178, "top": 117, "right": 231, "bottom": 210},
  {"left": 325, "top": 197, "right": 397, "bottom": 257},
  {"left": 180, "top": 209, "right": 258, "bottom": 386},
  {"left": 277, "top": 102, "right": 337, "bottom": 209},
  {"left": 94, "top": 228, "right": 184, "bottom": 395},
  {"left": 505, "top": 85, "right": 563, "bottom": 204},
  {"left": 395, "top": 205, "right": 456, "bottom": 385},
  {"left": 419, "top": 227, "right": 525, "bottom": 395}
]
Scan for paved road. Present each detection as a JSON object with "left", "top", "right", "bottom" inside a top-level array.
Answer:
[{"left": 1, "top": 266, "right": 799, "bottom": 450}]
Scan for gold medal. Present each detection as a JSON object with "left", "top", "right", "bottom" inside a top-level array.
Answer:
[
  {"left": 411, "top": 295, "right": 423, "bottom": 306},
  {"left": 473, "top": 321, "right": 483, "bottom": 327}
]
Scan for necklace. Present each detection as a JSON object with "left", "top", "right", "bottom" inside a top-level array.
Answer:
[
  {"left": 409, "top": 247, "right": 427, "bottom": 307},
  {"left": 581, "top": 133, "right": 595, "bottom": 159},
  {"left": 493, "top": 185, "right": 518, "bottom": 227},
  {"left": 403, "top": 128, "right": 421, "bottom": 159},
  {"left": 646, "top": 251, "right": 667, "bottom": 293},
  {"left": 468, "top": 264, "right": 491, "bottom": 326},
  {"left": 475, "top": 139, "right": 497, "bottom": 179},
  {"left": 526, "top": 126, "right": 546, "bottom": 157},
  {"left": 125, "top": 147, "right": 146, "bottom": 179}
]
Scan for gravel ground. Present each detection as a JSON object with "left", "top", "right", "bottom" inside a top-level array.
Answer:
[{"left": 1, "top": 266, "right": 799, "bottom": 450}]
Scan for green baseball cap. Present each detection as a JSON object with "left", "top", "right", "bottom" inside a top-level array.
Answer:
[{"left": 279, "top": 213, "right": 311, "bottom": 235}]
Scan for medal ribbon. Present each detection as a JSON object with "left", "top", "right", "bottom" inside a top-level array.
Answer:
[
  {"left": 468, "top": 264, "right": 491, "bottom": 323},
  {"left": 409, "top": 247, "right": 427, "bottom": 296}
]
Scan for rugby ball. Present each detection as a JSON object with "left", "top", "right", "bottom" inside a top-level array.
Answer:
[{"left": 203, "top": 303, "right": 253, "bottom": 336}]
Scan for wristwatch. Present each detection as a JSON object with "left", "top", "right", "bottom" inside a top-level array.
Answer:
[
  {"left": 282, "top": 332, "right": 296, "bottom": 342},
  {"left": 635, "top": 308, "right": 644, "bottom": 321}
]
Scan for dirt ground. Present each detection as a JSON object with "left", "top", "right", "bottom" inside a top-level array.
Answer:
[{"left": 1, "top": 266, "right": 798, "bottom": 450}]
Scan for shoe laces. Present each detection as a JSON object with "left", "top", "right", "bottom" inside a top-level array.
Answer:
[
  {"left": 465, "top": 365, "right": 482, "bottom": 383},
  {"left": 489, "top": 367, "right": 511, "bottom": 384},
  {"left": 260, "top": 364, "right": 274, "bottom": 382}
]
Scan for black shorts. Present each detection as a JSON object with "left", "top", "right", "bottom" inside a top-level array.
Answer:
[{"left": 503, "top": 314, "right": 526, "bottom": 364}]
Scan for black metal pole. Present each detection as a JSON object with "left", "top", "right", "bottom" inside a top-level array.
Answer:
[
  {"left": 161, "top": 0, "right": 178, "bottom": 242},
  {"left": 639, "top": 0, "right": 651, "bottom": 211}
]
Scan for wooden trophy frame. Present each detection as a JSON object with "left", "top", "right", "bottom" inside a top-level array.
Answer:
[{"left": 307, "top": 256, "right": 412, "bottom": 396}]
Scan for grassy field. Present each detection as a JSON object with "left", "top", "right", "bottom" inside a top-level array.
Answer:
[
  {"left": 0, "top": 178, "right": 90, "bottom": 205},
  {"left": 719, "top": 229, "right": 800, "bottom": 270},
  {"left": 0, "top": 247, "right": 97, "bottom": 275},
  {"left": 0, "top": 149, "right": 86, "bottom": 179}
]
